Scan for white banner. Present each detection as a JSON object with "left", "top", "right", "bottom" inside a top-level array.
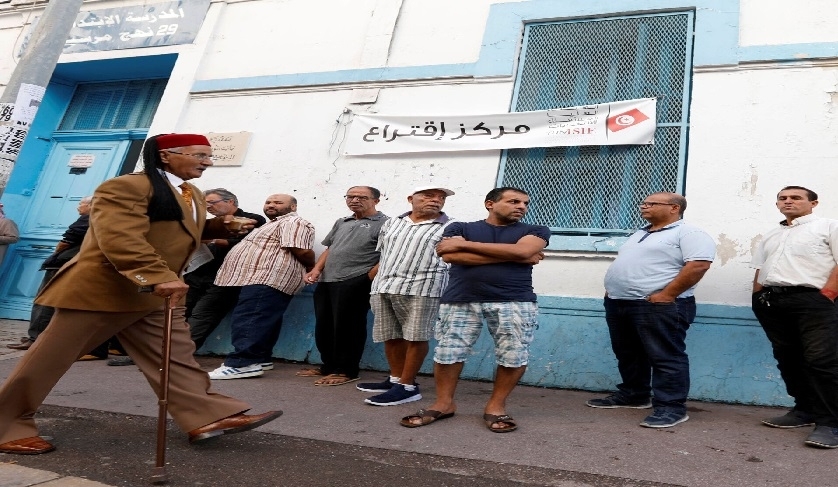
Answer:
[{"left": 345, "top": 98, "right": 656, "bottom": 155}]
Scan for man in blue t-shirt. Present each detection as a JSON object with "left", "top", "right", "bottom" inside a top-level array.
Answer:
[{"left": 400, "top": 187, "right": 550, "bottom": 433}]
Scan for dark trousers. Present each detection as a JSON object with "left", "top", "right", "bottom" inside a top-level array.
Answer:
[
  {"left": 223, "top": 285, "right": 293, "bottom": 368},
  {"left": 313, "top": 274, "right": 372, "bottom": 378},
  {"left": 752, "top": 289, "right": 838, "bottom": 427},
  {"left": 27, "top": 269, "right": 59, "bottom": 340},
  {"left": 604, "top": 296, "right": 695, "bottom": 414},
  {"left": 28, "top": 268, "right": 123, "bottom": 358},
  {"left": 185, "top": 270, "right": 241, "bottom": 350}
]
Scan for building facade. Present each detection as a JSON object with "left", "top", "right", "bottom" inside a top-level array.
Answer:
[{"left": 1, "top": 0, "right": 837, "bottom": 406}]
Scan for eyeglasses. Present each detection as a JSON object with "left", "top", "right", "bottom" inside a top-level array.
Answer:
[
  {"left": 205, "top": 199, "right": 226, "bottom": 206},
  {"left": 344, "top": 195, "right": 371, "bottom": 201},
  {"left": 638, "top": 201, "right": 675, "bottom": 207},
  {"left": 166, "top": 151, "right": 213, "bottom": 161}
]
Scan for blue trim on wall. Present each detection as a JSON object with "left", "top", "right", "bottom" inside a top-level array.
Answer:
[
  {"left": 190, "top": 0, "right": 836, "bottom": 95},
  {"left": 200, "top": 292, "right": 791, "bottom": 407}
]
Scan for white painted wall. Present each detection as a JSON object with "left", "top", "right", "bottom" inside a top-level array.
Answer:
[
  {"left": 740, "top": 0, "right": 838, "bottom": 46},
  {"left": 3, "top": 0, "right": 838, "bottom": 310}
]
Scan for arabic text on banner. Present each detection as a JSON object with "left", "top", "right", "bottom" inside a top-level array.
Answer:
[{"left": 344, "top": 98, "right": 657, "bottom": 155}]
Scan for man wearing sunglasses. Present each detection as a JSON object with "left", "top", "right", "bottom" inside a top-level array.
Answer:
[
  {"left": 587, "top": 192, "right": 714, "bottom": 429},
  {"left": 184, "top": 188, "right": 266, "bottom": 351}
]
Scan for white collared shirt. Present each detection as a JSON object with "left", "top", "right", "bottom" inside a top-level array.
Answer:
[{"left": 752, "top": 214, "right": 838, "bottom": 288}]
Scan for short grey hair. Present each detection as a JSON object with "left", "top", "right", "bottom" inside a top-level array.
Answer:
[{"left": 204, "top": 188, "right": 238, "bottom": 206}]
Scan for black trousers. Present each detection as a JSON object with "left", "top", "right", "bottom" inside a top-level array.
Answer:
[
  {"left": 313, "top": 274, "right": 372, "bottom": 378},
  {"left": 752, "top": 289, "right": 838, "bottom": 427},
  {"left": 185, "top": 269, "right": 241, "bottom": 351}
]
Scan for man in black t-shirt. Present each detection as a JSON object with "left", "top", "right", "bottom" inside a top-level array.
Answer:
[{"left": 400, "top": 187, "right": 549, "bottom": 433}]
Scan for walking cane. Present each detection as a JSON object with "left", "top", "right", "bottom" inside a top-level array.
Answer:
[{"left": 151, "top": 295, "right": 174, "bottom": 484}]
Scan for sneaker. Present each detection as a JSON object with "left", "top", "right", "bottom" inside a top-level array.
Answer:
[
  {"left": 356, "top": 377, "right": 396, "bottom": 392},
  {"left": 208, "top": 364, "right": 264, "bottom": 380},
  {"left": 364, "top": 384, "right": 422, "bottom": 406},
  {"left": 586, "top": 394, "right": 652, "bottom": 409},
  {"left": 260, "top": 362, "right": 274, "bottom": 371},
  {"left": 762, "top": 410, "right": 816, "bottom": 429},
  {"left": 805, "top": 425, "right": 838, "bottom": 449},
  {"left": 640, "top": 409, "right": 689, "bottom": 428}
]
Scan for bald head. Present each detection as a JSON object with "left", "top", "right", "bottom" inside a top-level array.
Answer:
[{"left": 263, "top": 193, "right": 297, "bottom": 219}]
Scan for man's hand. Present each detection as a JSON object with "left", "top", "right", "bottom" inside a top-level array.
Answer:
[
  {"left": 436, "top": 236, "right": 466, "bottom": 255},
  {"left": 152, "top": 280, "right": 189, "bottom": 302},
  {"left": 646, "top": 291, "right": 676, "bottom": 303},
  {"left": 522, "top": 251, "right": 545, "bottom": 265},
  {"left": 304, "top": 269, "right": 321, "bottom": 284},
  {"left": 222, "top": 215, "right": 257, "bottom": 236}
]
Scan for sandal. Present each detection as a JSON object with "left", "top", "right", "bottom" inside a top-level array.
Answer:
[
  {"left": 314, "top": 373, "right": 359, "bottom": 386},
  {"left": 400, "top": 409, "right": 455, "bottom": 428},
  {"left": 483, "top": 413, "right": 517, "bottom": 433},
  {"left": 295, "top": 368, "right": 323, "bottom": 377}
]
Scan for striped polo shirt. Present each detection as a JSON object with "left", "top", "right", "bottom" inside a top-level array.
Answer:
[
  {"left": 371, "top": 211, "right": 453, "bottom": 297},
  {"left": 214, "top": 212, "right": 314, "bottom": 295}
]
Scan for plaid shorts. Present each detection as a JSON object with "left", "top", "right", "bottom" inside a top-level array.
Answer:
[
  {"left": 433, "top": 301, "right": 538, "bottom": 368},
  {"left": 371, "top": 293, "right": 441, "bottom": 342}
]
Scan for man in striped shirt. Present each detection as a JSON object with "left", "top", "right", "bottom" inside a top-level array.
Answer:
[
  {"left": 357, "top": 186, "right": 455, "bottom": 406},
  {"left": 208, "top": 194, "right": 315, "bottom": 380}
]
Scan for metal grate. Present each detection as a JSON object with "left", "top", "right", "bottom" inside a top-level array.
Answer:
[
  {"left": 59, "top": 79, "right": 167, "bottom": 131},
  {"left": 501, "top": 12, "right": 694, "bottom": 234}
]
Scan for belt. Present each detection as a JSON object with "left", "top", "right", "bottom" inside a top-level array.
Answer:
[{"left": 762, "top": 286, "right": 818, "bottom": 294}]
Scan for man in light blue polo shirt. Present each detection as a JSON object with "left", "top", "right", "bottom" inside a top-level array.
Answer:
[{"left": 587, "top": 192, "right": 715, "bottom": 428}]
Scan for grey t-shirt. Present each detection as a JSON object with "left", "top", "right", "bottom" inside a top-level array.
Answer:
[{"left": 321, "top": 211, "right": 388, "bottom": 282}]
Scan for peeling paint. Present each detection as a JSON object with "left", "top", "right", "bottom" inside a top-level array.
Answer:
[{"left": 716, "top": 233, "right": 740, "bottom": 266}]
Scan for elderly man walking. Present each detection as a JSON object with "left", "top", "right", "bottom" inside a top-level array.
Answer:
[
  {"left": 0, "top": 134, "right": 280, "bottom": 455},
  {"left": 303, "top": 186, "right": 388, "bottom": 386},
  {"left": 357, "top": 185, "right": 455, "bottom": 406},
  {"left": 209, "top": 194, "right": 315, "bottom": 380},
  {"left": 587, "top": 192, "right": 714, "bottom": 429},
  {"left": 752, "top": 185, "right": 838, "bottom": 448}
]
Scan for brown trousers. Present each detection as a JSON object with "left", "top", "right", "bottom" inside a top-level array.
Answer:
[{"left": 0, "top": 306, "right": 250, "bottom": 443}]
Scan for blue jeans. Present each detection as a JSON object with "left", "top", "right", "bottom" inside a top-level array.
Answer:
[
  {"left": 604, "top": 296, "right": 696, "bottom": 414},
  {"left": 224, "top": 285, "right": 293, "bottom": 368},
  {"left": 752, "top": 289, "right": 838, "bottom": 427}
]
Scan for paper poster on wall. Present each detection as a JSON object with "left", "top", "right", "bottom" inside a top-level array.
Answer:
[
  {"left": 13, "top": 84, "right": 45, "bottom": 124},
  {"left": 68, "top": 154, "right": 95, "bottom": 168},
  {"left": 344, "top": 98, "right": 657, "bottom": 155},
  {"left": 207, "top": 132, "right": 252, "bottom": 167}
]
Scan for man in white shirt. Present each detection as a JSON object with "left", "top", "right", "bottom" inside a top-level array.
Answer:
[{"left": 752, "top": 185, "right": 838, "bottom": 449}]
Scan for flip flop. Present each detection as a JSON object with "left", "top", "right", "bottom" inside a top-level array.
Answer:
[
  {"left": 400, "top": 409, "right": 455, "bottom": 428},
  {"left": 483, "top": 413, "right": 517, "bottom": 433},
  {"left": 295, "top": 368, "right": 323, "bottom": 377},
  {"left": 314, "top": 374, "right": 360, "bottom": 386}
]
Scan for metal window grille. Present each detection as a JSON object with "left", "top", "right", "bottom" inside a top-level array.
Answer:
[
  {"left": 58, "top": 79, "right": 167, "bottom": 130},
  {"left": 500, "top": 12, "right": 694, "bottom": 235}
]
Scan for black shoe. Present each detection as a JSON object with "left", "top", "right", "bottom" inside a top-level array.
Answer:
[
  {"left": 805, "top": 425, "right": 838, "bottom": 448},
  {"left": 762, "top": 410, "right": 816, "bottom": 429},
  {"left": 6, "top": 338, "right": 34, "bottom": 350},
  {"left": 107, "top": 356, "right": 135, "bottom": 366},
  {"left": 586, "top": 393, "right": 652, "bottom": 409}
]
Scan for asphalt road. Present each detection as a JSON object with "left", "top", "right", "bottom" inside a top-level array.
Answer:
[{"left": 10, "top": 405, "right": 677, "bottom": 487}]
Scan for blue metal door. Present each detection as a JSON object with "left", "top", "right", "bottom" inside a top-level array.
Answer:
[{"left": 0, "top": 139, "right": 130, "bottom": 318}]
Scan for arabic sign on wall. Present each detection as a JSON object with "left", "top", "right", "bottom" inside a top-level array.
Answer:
[
  {"left": 61, "top": 0, "right": 211, "bottom": 53},
  {"left": 344, "top": 98, "right": 657, "bottom": 155},
  {"left": 207, "top": 132, "right": 252, "bottom": 167}
]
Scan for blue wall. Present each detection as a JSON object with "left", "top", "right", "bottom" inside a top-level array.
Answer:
[{"left": 200, "top": 290, "right": 790, "bottom": 407}]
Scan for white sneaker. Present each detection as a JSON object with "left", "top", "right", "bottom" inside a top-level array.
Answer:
[
  {"left": 260, "top": 362, "right": 274, "bottom": 371},
  {"left": 208, "top": 364, "right": 264, "bottom": 380}
]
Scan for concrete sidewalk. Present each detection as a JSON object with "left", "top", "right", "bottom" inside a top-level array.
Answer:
[{"left": 1, "top": 318, "right": 837, "bottom": 487}]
